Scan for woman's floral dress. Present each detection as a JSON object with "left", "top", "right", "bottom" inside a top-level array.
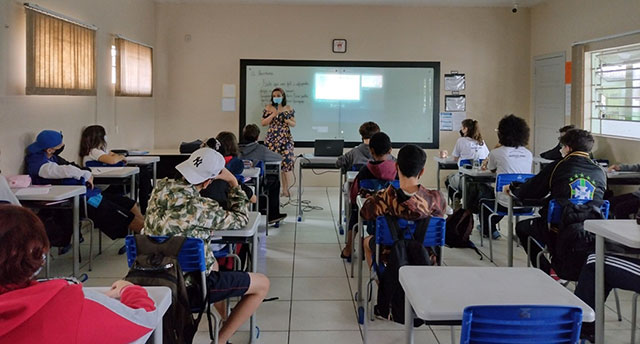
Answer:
[{"left": 263, "top": 109, "right": 295, "bottom": 172}]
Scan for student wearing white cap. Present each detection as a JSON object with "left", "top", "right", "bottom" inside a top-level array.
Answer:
[{"left": 144, "top": 148, "right": 270, "bottom": 344}]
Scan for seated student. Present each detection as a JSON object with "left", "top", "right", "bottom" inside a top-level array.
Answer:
[
  {"left": 341, "top": 132, "right": 397, "bottom": 260},
  {"left": 574, "top": 252, "right": 640, "bottom": 341},
  {"left": 360, "top": 144, "right": 447, "bottom": 269},
  {"left": 510, "top": 129, "right": 606, "bottom": 272},
  {"left": 607, "top": 162, "right": 640, "bottom": 219},
  {"left": 201, "top": 137, "right": 256, "bottom": 207},
  {"left": 25, "top": 130, "right": 144, "bottom": 243},
  {"left": 239, "top": 124, "right": 287, "bottom": 224},
  {"left": 79, "top": 125, "right": 153, "bottom": 213},
  {"left": 539, "top": 125, "right": 575, "bottom": 161},
  {"left": 143, "top": 148, "right": 269, "bottom": 344},
  {"left": 336, "top": 121, "right": 380, "bottom": 171},
  {"left": 0, "top": 205, "right": 157, "bottom": 344},
  {"left": 479, "top": 114, "right": 533, "bottom": 239},
  {"left": 0, "top": 150, "right": 20, "bottom": 205},
  {"left": 446, "top": 119, "right": 490, "bottom": 201}
]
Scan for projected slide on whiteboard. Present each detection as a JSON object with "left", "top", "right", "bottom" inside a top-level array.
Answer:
[{"left": 240, "top": 60, "right": 440, "bottom": 148}]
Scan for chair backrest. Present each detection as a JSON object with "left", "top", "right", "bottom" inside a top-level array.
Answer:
[
  {"left": 351, "top": 163, "right": 365, "bottom": 172},
  {"left": 125, "top": 235, "right": 207, "bottom": 273},
  {"left": 547, "top": 199, "right": 610, "bottom": 224},
  {"left": 458, "top": 159, "right": 484, "bottom": 167},
  {"left": 460, "top": 305, "right": 583, "bottom": 344},
  {"left": 254, "top": 160, "right": 265, "bottom": 177},
  {"left": 359, "top": 179, "right": 399, "bottom": 192},
  {"left": 495, "top": 173, "right": 535, "bottom": 192},
  {"left": 375, "top": 216, "right": 446, "bottom": 247}
]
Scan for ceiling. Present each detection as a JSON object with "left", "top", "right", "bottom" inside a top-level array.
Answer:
[{"left": 154, "top": 0, "right": 545, "bottom": 7}]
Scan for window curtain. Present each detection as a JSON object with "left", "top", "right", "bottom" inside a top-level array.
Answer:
[
  {"left": 115, "top": 38, "right": 153, "bottom": 97},
  {"left": 26, "top": 8, "right": 96, "bottom": 95}
]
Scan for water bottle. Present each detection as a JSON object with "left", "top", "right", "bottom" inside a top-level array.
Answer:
[{"left": 472, "top": 151, "right": 480, "bottom": 170}]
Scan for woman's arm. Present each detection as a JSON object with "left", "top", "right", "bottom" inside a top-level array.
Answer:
[
  {"left": 261, "top": 108, "right": 276, "bottom": 126},
  {"left": 98, "top": 152, "right": 125, "bottom": 165},
  {"left": 285, "top": 116, "right": 296, "bottom": 127}
]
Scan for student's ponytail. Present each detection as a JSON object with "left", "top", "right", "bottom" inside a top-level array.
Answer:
[{"left": 461, "top": 119, "right": 484, "bottom": 146}]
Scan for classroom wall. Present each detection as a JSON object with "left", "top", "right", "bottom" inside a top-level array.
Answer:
[
  {"left": 154, "top": 3, "right": 532, "bottom": 187},
  {"left": 0, "top": 0, "right": 156, "bottom": 175},
  {"left": 530, "top": 0, "right": 640, "bottom": 165}
]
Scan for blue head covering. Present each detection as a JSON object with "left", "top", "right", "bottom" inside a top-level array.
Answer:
[{"left": 27, "top": 130, "right": 63, "bottom": 154}]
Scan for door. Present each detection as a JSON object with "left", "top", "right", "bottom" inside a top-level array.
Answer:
[{"left": 533, "top": 53, "right": 566, "bottom": 156}]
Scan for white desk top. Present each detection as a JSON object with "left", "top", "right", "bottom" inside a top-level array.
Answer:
[
  {"left": 399, "top": 266, "right": 595, "bottom": 322},
  {"left": 584, "top": 220, "right": 640, "bottom": 249},
  {"left": 347, "top": 171, "right": 358, "bottom": 182},
  {"left": 434, "top": 157, "right": 457, "bottom": 164},
  {"left": 12, "top": 185, "right": 86, "bottom": 201},
  {"left": 533, "top": 157, "right": 554, "bottom": 164},
  {"left": 301, "top": 154, "right": 339, "bottom": 164},
  {"left": 241, "top": 167, "right": 260, "bottom": 180},
  {"left": 145, "top": 149, "right": 189, "bottom": 156},
  {"left": 126, "top": 156, "right": 160, "bottom": 165},
  {"left": 214, "top": 211, "right": 260, "bottom": 238},
  {"left": 607, "top": 171, "right": 640, "bottom": 179},
  {"left": 84, "top": 286, "right": 171, "bottom": 344},
  {"left": 458, "top": 167, "right": 496, "bottom": 177},
  {"left": 91, "top": 166, "right": 140, "bottom": 178}
]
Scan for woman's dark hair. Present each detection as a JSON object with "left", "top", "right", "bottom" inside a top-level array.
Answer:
[
  {"left": 271, "top": 88, "right": 287, "bottom": 107},
  {"left": 79, "top": 125, "right": 106, "bottom": 157},
  {"left": 242, "top": 124, "right": 261, "bottom": 143},
  {"left": 560, "top": 129, "right": 594, "bottom": 153},
  {"left": 461, "top": 119, "right": 484, "bottom": 146},
  {"left": 369, "top": 132, "right": 392, "bottom": 156},
  {"left": 216, "top": 131, "right": 240, "bottom": 157},
  {"left": 397, "top": 144, "right": 426, "bottom": 178},
  {"left": 0, "top": 205, "right": 49, "bottom": 292},
  {"left": 559, "top": 125, "right": 576, "bottom": 134},
  {"left": 359, "top": 121, "right": 380, "bottom": 140},
  {"left": 497, "top": 114, "right": 530, "bottom": 148}
]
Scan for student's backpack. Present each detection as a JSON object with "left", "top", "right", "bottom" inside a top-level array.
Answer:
[
  {"left": 445, "top": 208, "right": 483, "bottom": 259},
  {"left": 375, "top": 215, "right": 432, "bottom": 327},
  {"left": 124, "top": 235, "right": 202, "bottom": 344}
]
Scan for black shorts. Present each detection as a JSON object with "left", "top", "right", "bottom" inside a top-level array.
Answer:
[
  {"left": 88, "top": 194, "right": 135, "bottom": 239},
  {"left": 207, "top": 271, "right": 251, "bottom": 303}
]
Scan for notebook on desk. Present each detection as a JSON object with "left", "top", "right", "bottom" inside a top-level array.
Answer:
[{"left": 313, "top": 139, "right": 344, "bottom": 157}]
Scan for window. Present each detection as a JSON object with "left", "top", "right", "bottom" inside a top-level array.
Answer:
[
  {"left": 111, "top": 45, "right": 117, "bottom": 85},
  {"left": 584, "top": 43, "right": 640, "bottom": 139},
  {"left": 115, "top": 37, "right": 153, "bottom": 96},
  {"left": 25, "top": 7, "right": 96, "bottom": 95}
]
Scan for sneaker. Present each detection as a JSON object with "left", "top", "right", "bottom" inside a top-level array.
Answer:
[
  {"left": 268, "top": 213, "right": 287, "bottom": 224},
  {"left": 491, "top": 231, "right": 501, "bottom": 240}
]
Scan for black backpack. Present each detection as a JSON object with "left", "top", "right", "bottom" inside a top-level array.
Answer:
[
  {"left": 375, "top": 215, "right": 432, "bottom": 326},
  {"left": 124, "top": 235, "right": 202, "bottom": 344},
  {"left": 445, "top": 208, "right": 482, "bottom": 259}
]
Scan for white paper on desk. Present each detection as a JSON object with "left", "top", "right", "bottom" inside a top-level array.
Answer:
[
  {"left": 14, "top": 187, "right": 50, "bottom": 196},
  {"left": 222, "top": 84, "right": 236, "bottom": 98},
  {"left": 222, "top": 98, "right": 236, "bottom": 112}
]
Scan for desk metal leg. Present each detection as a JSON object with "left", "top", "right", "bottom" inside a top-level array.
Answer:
[
  {"left": 595, "top": 234, "right": 605, "bottom": 344},
  {"left": 437, "top": 165, "right": 441, "bottom": 191},
  {"left": 130, "top": 175, "right": 136, "bottom": 201},
  {"left": 338, "top": 171, "right": 344, "bottom": 234},
  {"left": 250, "top": 231, "right": 258, "bottom": 343},
  {"left": 461, "top": 175, "right": 467, "bottom": 209},
  {"left": 72, "top": 195, "right": 80, "bottom": 277},
  {"left": 405, "top": 295, "right": 414, "bottom": 344},
  {"left": 297, "top": 163, "right": 303, "bottom": 222},
  {"left": 255, "top": 176, "right": 261, "bottom": 213},
  {"left": 356, "top": 210, "right": 363, "bottom": 307},
  {"left": 152, "top": 162, "right": 157, "bottom": 187},
  {"left": 507, "top": 195, "right": 514, "bottom": 267}
]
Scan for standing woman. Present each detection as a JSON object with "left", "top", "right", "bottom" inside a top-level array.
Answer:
[{"left": 261, "top": 88, "right": 296, "bottom": 197}]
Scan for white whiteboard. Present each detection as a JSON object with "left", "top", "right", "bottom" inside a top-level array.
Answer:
[{"left": 240, "top": 60, "right": 440, "bottom": 148}]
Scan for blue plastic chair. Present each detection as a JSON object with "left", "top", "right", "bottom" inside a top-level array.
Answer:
[
  {"left": 458, "top": 158, "right": 484, "bottom": 167},
  {"left": 460, "top": 305, "right": 583, "bottom": 344},
  {"left": 125, "top": 235, "right": 221, "bottom": 343},
  {"left": 480, "top": 173, "right": 536, "bottom": 262},
  {"left": 448, "top": 159, "right": 485, "bottom": 204},
  {"left": 362, "top": 216, "right": 446, "bottom": 329}
]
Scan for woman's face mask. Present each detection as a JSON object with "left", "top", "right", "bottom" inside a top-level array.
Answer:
[
  {"left": 273, "top": 97, "right": 283, "bottom": 105},
  {"left": 53, "top": 145, "right": 65, "bottom": 156}
]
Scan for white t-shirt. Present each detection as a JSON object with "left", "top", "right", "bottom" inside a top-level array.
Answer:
[
  {"left": 487, "top": 146, "right": 533, "bottom": 175},
  {"left": 0, "top": 175, "right": 20, "bottom": 205},
  {"left": 82, "top": 148, "right": 108, "bottom": 166},
  {"left": 452, "top": 137, "right": 490, "bottom": 162}
]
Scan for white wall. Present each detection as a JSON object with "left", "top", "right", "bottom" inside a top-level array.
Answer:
[
  {"left": 0, "top": 0, "right": 156, "bottom": 175},
  {"left": 154, "top": 3, "right": 532, "bottom": 187}
]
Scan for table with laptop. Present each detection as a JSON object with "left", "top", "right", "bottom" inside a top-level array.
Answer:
[{"left": 296, "top": 139, "right": 343, "bottom": 222}]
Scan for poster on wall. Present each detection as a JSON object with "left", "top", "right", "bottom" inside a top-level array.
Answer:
[
  {"left": 444, "top": 73, "right": 465, "bottom": 91},
  {"left": 445, "top": 95, "right": 466, "bottom": 112}
]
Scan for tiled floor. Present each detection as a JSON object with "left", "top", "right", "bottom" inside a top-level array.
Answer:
[{"left": 43, "top": 187, "right": 639, "bottom": 343}]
